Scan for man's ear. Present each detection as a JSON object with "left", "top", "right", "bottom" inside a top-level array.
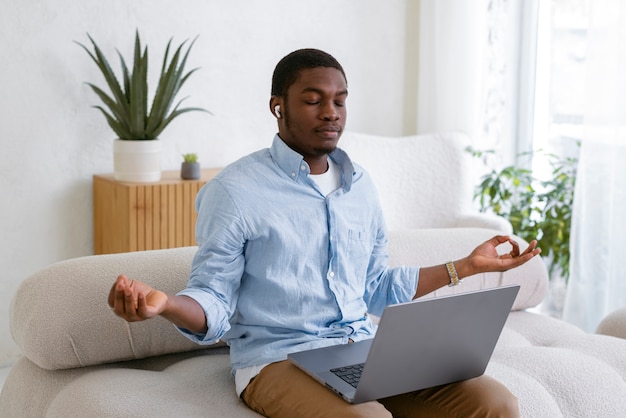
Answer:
[{"left": 270, "top": 97, "right": 283, "bottom": 119}]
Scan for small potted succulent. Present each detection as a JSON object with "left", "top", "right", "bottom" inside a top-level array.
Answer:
[
  {"left": 77, "top": 30, "right": 209, "bottom": 182},
  {"left": 181, "top": 153, "right": 201, "bottom": 180}
]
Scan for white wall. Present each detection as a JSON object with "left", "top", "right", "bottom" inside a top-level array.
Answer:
[{"left": 0, "top": 0, "right": 409, "bottom": 365}]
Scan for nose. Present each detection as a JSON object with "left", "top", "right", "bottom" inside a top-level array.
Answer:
[{"left": 320, "top": 102, "right": 340, "bottom": 121}]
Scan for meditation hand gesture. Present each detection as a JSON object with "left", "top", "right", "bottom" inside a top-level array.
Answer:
[
  {"left": 107, "top": 275, "right": 208, "bottom": 333},
  {"left": 108, "top": 274, "right": 169, "bottom": 322},
  {"left": 468, "top": 235, "right": 541, "bottom": 274},
  {"left": 415, "top": 235, "right": 541, "bottom": 298}
]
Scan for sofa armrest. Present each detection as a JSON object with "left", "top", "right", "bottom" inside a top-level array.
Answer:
[
  {"left": 596, "top": 307, "right": 626, "bottom": 339},
  {"left": 454, "top": 212, "right": 513, "bottom": 234},
  {"left": 387, "top": 228, "right": 549, "bottom": 311},
  {"left": 10, "top": 247, "right": 211, "bottom": 370}
]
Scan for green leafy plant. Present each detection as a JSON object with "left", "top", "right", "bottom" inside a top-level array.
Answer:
[
  {"left": 182, "top": 153, "right": 198, "bottom": 163},
  {"left": 77, "top": 30, "right": 209, "bottom": 140},
  {"left": 468, "top": 145, "right": 579, "bottom": 281}
]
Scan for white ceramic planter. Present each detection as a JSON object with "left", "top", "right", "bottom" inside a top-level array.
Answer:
[{"left": 113, "top": 139, "right": 162, "bottom": 182}]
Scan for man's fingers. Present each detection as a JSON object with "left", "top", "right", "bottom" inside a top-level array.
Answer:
[
  {"left": 108, "top": 275, "right": 126, "bottom": 308},
  {"left": 123, "top": 286, "right": 138, "bottom": 318},
  {"left": 109, "top": 276, "right": 161, "bottom": 322},
  {"left": 137, "top": 293, "right": 149, "bottom": 319},
  {"left": 509, "top": 239, "right": 520, "bottom": 257},
  {"left": 113, "top": 281, "right": 127, "bottom": 313},
  {"left": 523, "top": 240, "right": 538, "bottom": 255},
  {"left": 489, "top": 235, "right": 511, "bottom": 246}
]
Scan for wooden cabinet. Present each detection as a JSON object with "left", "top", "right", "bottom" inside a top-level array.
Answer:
[{"left": 93, "top": 169, "right": 221, "bottom": 254}]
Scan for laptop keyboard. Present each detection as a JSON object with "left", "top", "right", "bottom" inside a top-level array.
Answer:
[{"left": 331, "top": 363, "right": 365, "bottom": 388}]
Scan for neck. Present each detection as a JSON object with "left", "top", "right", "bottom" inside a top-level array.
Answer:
[{"left": 306, "top": 156, "right": 329, "bottom": 175}]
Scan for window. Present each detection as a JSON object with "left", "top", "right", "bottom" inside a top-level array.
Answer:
[{"left": 531, "top": 0, "right": 587, "bottom": 178}]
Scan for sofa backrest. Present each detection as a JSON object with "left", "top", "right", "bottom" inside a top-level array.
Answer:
[{"left": 339, "top": 131, "right": 511, "bottom": 232}]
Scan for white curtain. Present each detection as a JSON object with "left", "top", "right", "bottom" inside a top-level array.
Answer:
[
  {"left": 415, "top": 0, "right": 486, "bottom": 141},
  {"left": 414, "top": 0, "right": 532, "bottom": 161},
  {"left": 562, "top": 0, "right": 626, "bottom": 332}
]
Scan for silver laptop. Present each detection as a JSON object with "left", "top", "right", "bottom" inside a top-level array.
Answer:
[{"left": 288, "top": 285, "right": 519, "bottom": 404}]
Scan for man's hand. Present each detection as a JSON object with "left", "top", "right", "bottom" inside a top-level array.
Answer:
[
  {"left": 108, "top": 274, "right": 168, "bottom": 322},
  {"left": 414, "top": 235, "right": 541, "bottom": 298},
  {"left": 467, "top": 235, "right": 541, "bottom": 274},
  {"left": 107, "top": 274, "right": 208, "bottom": 333}
]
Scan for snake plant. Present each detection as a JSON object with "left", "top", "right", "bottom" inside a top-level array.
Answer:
[{"left": 77, "top": 31, "right": 208, "bottom": 140}]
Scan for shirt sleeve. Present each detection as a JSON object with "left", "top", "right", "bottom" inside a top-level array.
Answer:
[
  {"left": 176, "top": 179, "right": 247, "bottom": 344},
  {"left": 362, "top": 222, "right": 420, "bottom": 317}
]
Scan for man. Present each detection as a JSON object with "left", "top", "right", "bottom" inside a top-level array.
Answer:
[{"left": 109, "top": 49, "right": 540, "bottom": 417}]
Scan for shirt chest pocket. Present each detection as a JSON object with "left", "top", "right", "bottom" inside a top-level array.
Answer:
[{"left": 346, "top": 229, "right": 374, "bottom": 264}]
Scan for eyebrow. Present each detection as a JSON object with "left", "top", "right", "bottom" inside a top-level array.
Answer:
[{"left": 299, "top": 87, "right": 349, "bottom": 97}]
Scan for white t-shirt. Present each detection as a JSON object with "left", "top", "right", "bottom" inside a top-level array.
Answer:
[{"left": 309, "top": 158, "right": 342, "bottom": 196}]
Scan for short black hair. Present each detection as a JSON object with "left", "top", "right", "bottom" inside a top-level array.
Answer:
[{"left": 271, "top": 48, "right": 347, "bottom": 98}]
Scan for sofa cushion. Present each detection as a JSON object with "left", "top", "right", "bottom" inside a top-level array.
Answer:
[
  {"left": 596, "top": 307, "right": 626, "bottom": 338},
  {"left": 0, "top": 347, "right": 261, "bottom": 418},
  {"left": 489, "top": 311, "right": 626, "bottom": 417},
  {"left": 5, "top": 312, "right": 626, "bottom": 417}
]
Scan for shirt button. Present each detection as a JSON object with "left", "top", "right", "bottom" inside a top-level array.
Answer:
[
  {"left": 300, "top": 165, "right": 306, "bottom": 171},
  {"left": 329, "top": 271, "right": 335, "bottom": 278},
  {"left": 291, "top": 172, "right": 296, "bottom": 177}
]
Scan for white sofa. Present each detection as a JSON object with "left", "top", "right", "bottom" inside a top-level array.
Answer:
[{"left": 2, "top": 132, "right": 626, "bottom": 417}]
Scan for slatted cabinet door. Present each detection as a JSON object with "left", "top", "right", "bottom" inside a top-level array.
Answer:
[{"left": 93, "top": 169, "right": 221, "bottom": 254}]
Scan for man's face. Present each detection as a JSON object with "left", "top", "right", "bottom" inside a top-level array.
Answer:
[{"left": 277, "top": 67, "right": 348, "bottom": 161}]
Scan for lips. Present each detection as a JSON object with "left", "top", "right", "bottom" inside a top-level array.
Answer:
[{"left": 315, "top": 125, "right": 341, "bottom": 138}]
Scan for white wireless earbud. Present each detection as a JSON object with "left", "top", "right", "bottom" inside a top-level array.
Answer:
[{"left": 274, "top": 105, "right": 281, "bottom": 118}]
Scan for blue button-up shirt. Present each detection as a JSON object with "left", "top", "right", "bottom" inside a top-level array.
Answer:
[{"left": 177, "top": 135, "right": 420, "bottom": 371}]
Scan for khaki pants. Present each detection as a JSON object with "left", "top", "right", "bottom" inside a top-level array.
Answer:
[{"left": 241, "top": 361, "right": 520, "bottom": 418}]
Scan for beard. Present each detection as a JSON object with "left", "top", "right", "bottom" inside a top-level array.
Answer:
[{"left": 283, "top": 111, "right": 339, "bottom": 157}]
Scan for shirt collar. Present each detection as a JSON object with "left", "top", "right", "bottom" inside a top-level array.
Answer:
[{"left": 269, "top": 134, "right": 358, "bottom": 190}]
